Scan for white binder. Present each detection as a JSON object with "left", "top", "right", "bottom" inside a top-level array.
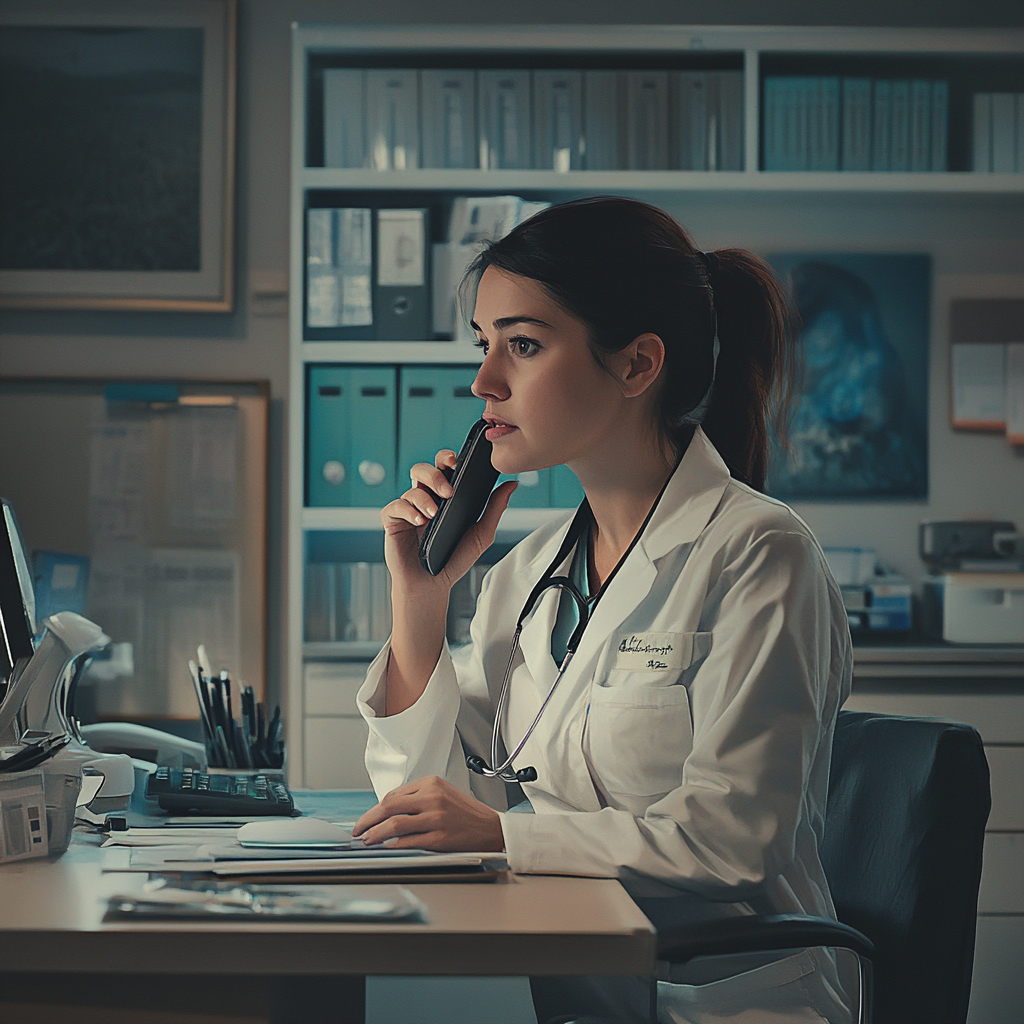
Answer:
[
  {"left": 421, "top": 70, "right": 476, "bottom": 169},
  {"left": 583, "top": 71, "right": 625, "bottom": 170},
  {"left": 673, "top": 71, "right": 710, "bottom": 170},
  {"left": 533, "top": 70, "right": 583, "bottom": 172},
  {"left": 715, "top": 71, "right": 744, "bottom": 171},
  {"left": 306, "top": 208, "right": 338, "bottom": 328},
  {"left": 626, "top": 72, "right": 669, "bottom": 170},
  {"left": 478, "top": 70, "right": 532, "bottom": 169},
  {"left": 323, "top": 69, "right": 366, "bottom": 168},
  {"left": 366, "top": 69, "right": 420, "bottom": 170}
]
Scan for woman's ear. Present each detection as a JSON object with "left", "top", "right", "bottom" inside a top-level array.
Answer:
[{"left": 617, "top": 333, "right": 665, "bottom": 398}]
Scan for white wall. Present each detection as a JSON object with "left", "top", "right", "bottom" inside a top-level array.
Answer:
[{"left": 2, "top": 1, "right": 1022, "bottom": 705}]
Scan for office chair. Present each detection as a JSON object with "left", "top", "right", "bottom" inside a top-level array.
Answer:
[{"left": 656, "top": 710, "right": 991, "bottom": 1024}]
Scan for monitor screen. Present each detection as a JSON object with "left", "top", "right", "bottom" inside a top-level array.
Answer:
[{"left": 0, "top": 499, "right": 36, "bottom": 692}]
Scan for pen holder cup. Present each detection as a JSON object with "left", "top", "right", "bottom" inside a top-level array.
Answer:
[{"left": 43, "top": 769, "right": 82, "bottom": 855}]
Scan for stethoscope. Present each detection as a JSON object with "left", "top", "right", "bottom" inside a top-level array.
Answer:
[
  {"left": 466, "top": 258, "right": 720, "bottom": 785},
  {"left": 465, "top": 472, "right": 674, "bottom": 785}
]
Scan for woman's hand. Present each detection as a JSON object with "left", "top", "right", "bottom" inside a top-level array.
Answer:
[
  {"left": 351, "top": 776, "right": 505, "bottom": 852},
  {"left": 381, "top": 450, "right": 517, "bottom": 599}
]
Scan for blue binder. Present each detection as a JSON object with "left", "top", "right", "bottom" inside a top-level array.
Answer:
[
  {"left": 397, "top": 366, "right": 483, "bottom": 489},
  {"left": 501, "top": 466, "right": 551, "bottom": 508},
  {"left": 307, "top": 366, "right": 397, "bottom": 507},
  {"left": 550, "top": 465, "right": 585, "bottom": 508}
]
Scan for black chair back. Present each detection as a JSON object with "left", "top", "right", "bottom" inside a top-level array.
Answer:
[{"left": 823, "top": 710, "right": 991, "bottom": 1024}]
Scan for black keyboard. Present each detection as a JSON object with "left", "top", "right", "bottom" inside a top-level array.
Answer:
[{"left": 146, "top": 767, "right": 295, "bottom": 816}]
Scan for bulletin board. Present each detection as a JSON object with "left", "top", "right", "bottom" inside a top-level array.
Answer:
[{"left": 0, "top": 378, "right": 267, "bottom": 724}]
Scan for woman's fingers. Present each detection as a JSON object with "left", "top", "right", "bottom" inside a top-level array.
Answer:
[
  {"left": 409, "top": 459, "right": 455, "bottom": 499},
  {"left": 381, "top": 496, "right": 430, "bottom": 529}
]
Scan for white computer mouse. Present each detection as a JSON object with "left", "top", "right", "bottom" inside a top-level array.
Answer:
[{"left": 237, "top": 816, "right": 354, "bottom": 847}]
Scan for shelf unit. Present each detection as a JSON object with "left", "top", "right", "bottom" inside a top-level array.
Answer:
[
  {"left": 288, "top": 20, "right": 1024, "bottom": 784},
  {"left": 289, "top": 24, "right": 1022, "bottom": 1015}
]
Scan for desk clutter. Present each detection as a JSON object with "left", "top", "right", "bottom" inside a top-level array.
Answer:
[
  {"left": 188, "top": 645, "right": 284, "bottom": 770},
  {"left": 105, "top": 878, "right": 427, "bottom": 923},
  {"left": 97, "top": 790, "right": 508, "bottom": 888}
]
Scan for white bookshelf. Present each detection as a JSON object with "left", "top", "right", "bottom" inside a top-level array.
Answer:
[
  {"left": 288, "top": 26, "right": 1022, "bottom": 1016},
  {"left": 287, "top": 21, "right": 1024, "bottom": 784},
  {"left": 302, "top": 167, "right": 1024, "bottom": 194}
]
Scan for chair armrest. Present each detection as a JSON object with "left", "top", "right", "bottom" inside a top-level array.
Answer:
[{"left": 657, "top": 913, "right": 875, "bottom": 965}]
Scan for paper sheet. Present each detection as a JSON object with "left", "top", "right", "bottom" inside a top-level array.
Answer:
[
  {"left": 951, "top": 342, "right": 1006, "bottom": 429},
  {"left": 1006, "top": 342, "right": 1024, "bottom": 444}
]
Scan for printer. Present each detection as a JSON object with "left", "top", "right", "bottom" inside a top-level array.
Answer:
[{"left": 919, "top": 520, "right": 1024, "bottom": 644}]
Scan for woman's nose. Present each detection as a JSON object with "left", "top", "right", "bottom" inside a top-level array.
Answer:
[{"left": 471, "top": 354, "right": 510, "bottom": 402}]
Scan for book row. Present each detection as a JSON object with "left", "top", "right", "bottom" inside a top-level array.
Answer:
[
  {"left": 306, "top": 364, "right": 586, "bottom": 509},
  {"left": 304, "top": 561, "right": 488, "bottom": 648},
  {"left": 321, "top": 68, "right": 744, "bottom": 172},
  {"left": 763, "top": 76, "right": 949, "bottom": 172}
]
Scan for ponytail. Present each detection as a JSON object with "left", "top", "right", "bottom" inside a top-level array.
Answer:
[
  {"left": 698, "top": 249, "right": 797, "bottom": 491},
  {"left": 467, "top": 197, "right": 797, "bottom": 492}
]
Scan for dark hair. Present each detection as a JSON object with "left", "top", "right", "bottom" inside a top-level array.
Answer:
[{"left": 463, "top": 196, "right": 796, "bottom": 492}]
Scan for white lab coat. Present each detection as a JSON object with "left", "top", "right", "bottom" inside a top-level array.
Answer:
[{"left": 357, "top": 427, "right": 855, "bottom": 1024}]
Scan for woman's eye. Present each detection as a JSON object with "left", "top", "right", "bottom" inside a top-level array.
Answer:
[
  {"left": 510, "top": 337, "right": 539, "bottom": 357},
  {"left": 472, "top": 338, "right": 489, "bottom": 354}
]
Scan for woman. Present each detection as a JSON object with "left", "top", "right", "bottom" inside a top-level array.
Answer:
[{"left": 352, "top": 198, "right": 854, "bottom": 1024}]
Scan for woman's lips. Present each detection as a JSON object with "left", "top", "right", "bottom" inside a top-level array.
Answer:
[{"left": 485, "top": 424, "right": 517, "bottom": 441}]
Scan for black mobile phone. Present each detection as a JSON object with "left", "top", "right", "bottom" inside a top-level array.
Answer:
[{"left": 418, "top": 419, "right": 501, "bottom": 576}]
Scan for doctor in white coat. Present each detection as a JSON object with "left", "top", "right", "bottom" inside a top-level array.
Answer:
[{"left": 353, "top": 198, "right": 855, "bottom": 1024}]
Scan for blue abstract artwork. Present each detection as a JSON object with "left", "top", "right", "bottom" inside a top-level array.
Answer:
[{"left": 764, "top": 253, "right": 930, "bottom": 500}]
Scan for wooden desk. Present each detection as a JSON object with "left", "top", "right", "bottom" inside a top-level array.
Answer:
[{"left": 0, "top": 830, "right": 655, "bottom": 1023}]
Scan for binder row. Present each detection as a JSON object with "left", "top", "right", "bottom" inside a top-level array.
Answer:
[
  {"left": 306, "top": 364, "right": 586, "bottom": 510},
  {"left": 322, "top": 68, "right": 744, "bottom": 172},
  {"left": 304, "top": 560, "right": 488, "bottom": 648},
  {"left": 304, "top": 561, "right": 392, "bottom": 643},
  {"left": 972, "top": 93, "right": 1024, "bottom": 172},
  {"left": 306, "top": 196, "right": 548, "bottom": 339},
  {"left": 763, "top": 77, "right": 949, "bottom": 172}
]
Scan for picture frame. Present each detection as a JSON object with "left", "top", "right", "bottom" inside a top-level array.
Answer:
[
  {"left": 0, "top": 0, "right": 236, "bottom": 312},
  {"left": 764, "top": 252, "right": 931, "bottom": 501}
]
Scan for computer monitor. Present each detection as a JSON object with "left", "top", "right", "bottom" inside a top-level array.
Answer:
[{"left": 0, "top": 499, "right": 36, "bottom": 697}]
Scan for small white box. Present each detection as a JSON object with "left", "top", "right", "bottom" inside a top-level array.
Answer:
[{"left": 930, "top": 572, "right": 1024, "bottom": 644}]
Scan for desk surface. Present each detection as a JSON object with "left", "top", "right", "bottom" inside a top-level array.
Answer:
[{"left": 0, "top": 797, "right": 654, "bottom": 979}]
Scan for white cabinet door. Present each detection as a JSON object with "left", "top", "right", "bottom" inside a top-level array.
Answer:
[
  {"left": 979, "top": 833, "right": 1024, "bottom": 915},
  {"left": 304, "top": 715, "right": 373, "bottom": 790},
  {"left": 969, "top": 916, "right": 1024, "bottom": 1024},
  {"left": 986, "top": 746, "right": 1024, "bottom": 831},
  {"left": 305, "top": 660, "right": 371, "bottom": 715}
]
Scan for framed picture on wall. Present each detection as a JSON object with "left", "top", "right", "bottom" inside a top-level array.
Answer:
[
  {"left": 764, "top": 252, "right": 931, "bottom": 500},
  {"left": 0, "top": 0, "right": 236, "bottom": 312}
]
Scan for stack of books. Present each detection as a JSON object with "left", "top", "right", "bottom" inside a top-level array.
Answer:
[{"left": 763, "top": 76, "right": 948, "bottom": 172}]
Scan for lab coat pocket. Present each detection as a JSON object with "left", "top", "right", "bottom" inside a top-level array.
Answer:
[{"left": 586, "top": 682, "right": 693, "bottom": 798}]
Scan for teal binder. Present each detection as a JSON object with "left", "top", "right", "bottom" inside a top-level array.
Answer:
[
  {"left": 551, "top": 464, "right": 585, "bottom": 508},
  {"left": 307, "top": 366, "right": 351, "bottom": 507},
  {"left": 501, "top": 466, "right": 551, "bottom": 508},
  {"left": 349, "top": 367, "right": 398, "bottom": 506},
  {"left": 307, "top": 366, "right": 397, "bottom": 507},
  {"left": 397, "top": 366, "right": 484, "bottom": 490}
]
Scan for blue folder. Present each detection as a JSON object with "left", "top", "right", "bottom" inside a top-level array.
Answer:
[{"left": 307, "top": 366, "right": 397, "bottom": 507}]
